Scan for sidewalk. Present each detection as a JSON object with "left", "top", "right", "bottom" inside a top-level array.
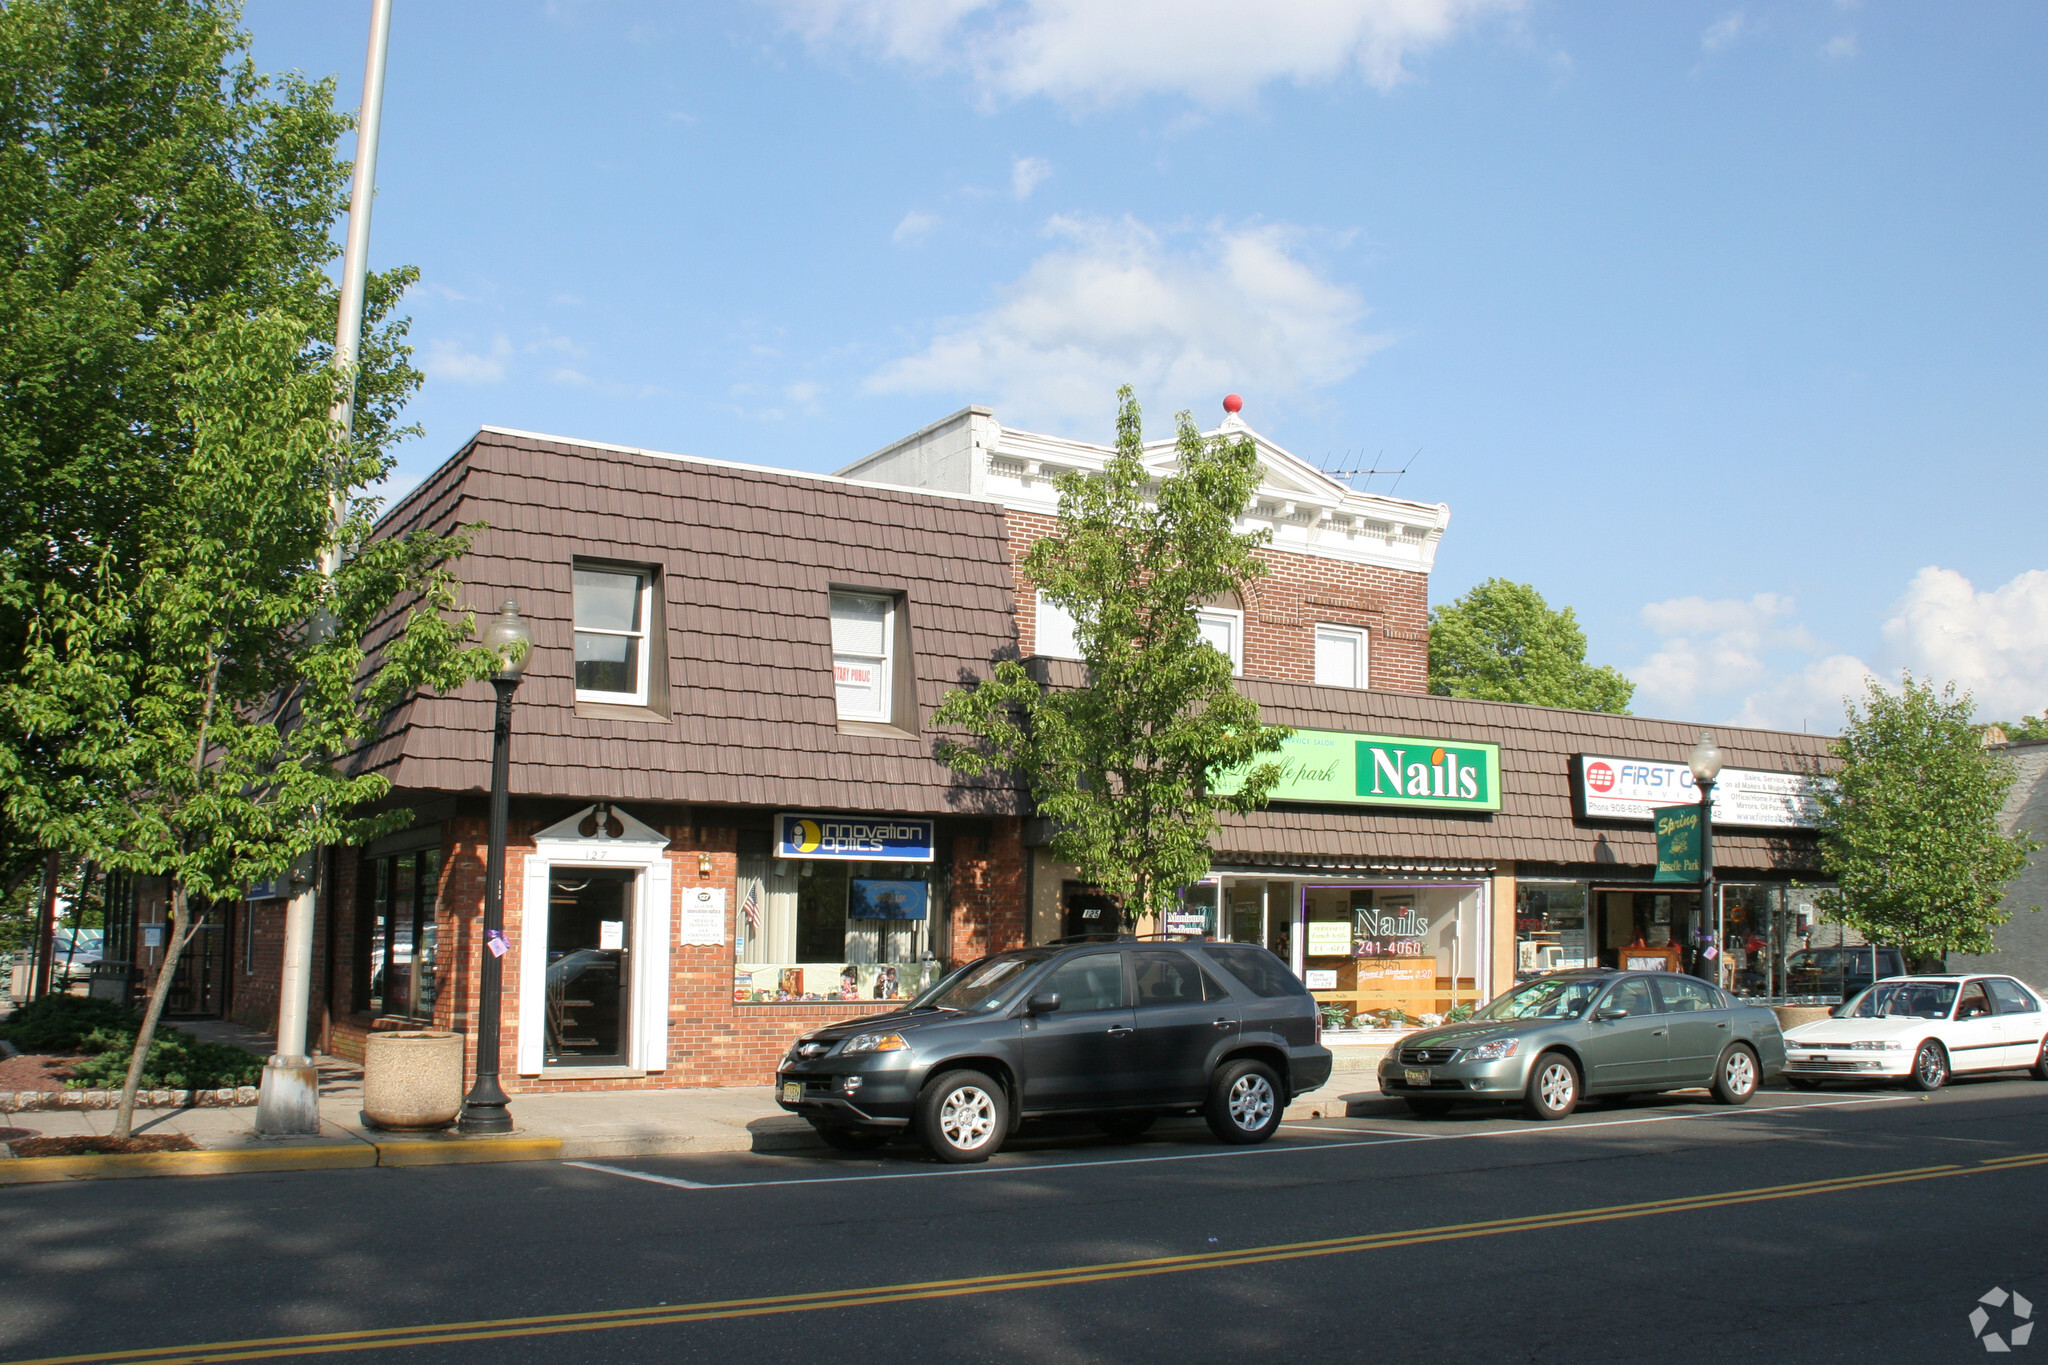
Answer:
[{"left": 0, "top": 1019, "right": 1397, "bottom": 1184}]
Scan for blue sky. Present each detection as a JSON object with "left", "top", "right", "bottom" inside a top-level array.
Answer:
[{"left": 242, "top": 1, "right": 2048, "bottom": 734}]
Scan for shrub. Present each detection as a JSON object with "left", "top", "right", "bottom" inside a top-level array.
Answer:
[
  {"left": 63, "top": 1027, "right": 265, "bottom": 1091},
  {"left": 1446, "top": 1003, "right": 1477, "bottom": 1023},
  {"left": 0, "top": 994, "right": 141, "bottom": 1053}
]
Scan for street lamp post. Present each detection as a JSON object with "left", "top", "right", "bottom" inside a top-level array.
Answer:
[
  {"left": 459, "top": 602, "right": 531, "bottom": 1135},
  {"left": 1689, "top": 732, "right": 1724, "bottom": 982}
]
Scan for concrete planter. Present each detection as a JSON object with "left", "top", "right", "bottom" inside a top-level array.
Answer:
[{"left": 362, "top": 1030, "right": 463, "bottom": 1131}]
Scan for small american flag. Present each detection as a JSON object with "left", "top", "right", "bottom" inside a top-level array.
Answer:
[{"left": 740, "top": 879, "right": 761, "bottom": 935}]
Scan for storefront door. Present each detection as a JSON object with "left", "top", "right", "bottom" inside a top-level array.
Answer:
[
  {"left": 1062, "top": 883, "right": 1120, "bottom": 940},
  {"left": 1594, "top": 890, "right": 1701, "bottom": 974},
  {"left": 544, "top": 869, "right": 635, "bottom": 1068}
]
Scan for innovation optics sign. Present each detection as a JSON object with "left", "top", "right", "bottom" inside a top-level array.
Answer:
[
  {"left": 1215, "top": 729, "right": 1503, "bottom": 813},
  {"left": 1574, "top": 755, "right": 1826, "bottom": 829},
  {"left": 774, "top": 813, "right": 935, "bottom": 862}
]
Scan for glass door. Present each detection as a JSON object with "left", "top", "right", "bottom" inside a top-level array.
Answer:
[{"left": 545, "top": 869, "right": 635, "bottom": 1068}]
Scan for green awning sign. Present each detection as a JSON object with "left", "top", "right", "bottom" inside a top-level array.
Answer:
[
  {"left": 1214, "top": 728, "right": 1502, "bottom": 812},
  {"left": 1653, "top": 803, "right": 1703, "bottom": 883}
]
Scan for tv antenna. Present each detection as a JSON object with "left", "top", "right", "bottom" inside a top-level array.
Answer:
[{"left": 1320, "top": 447, "right": 1424, "bottom": 496}]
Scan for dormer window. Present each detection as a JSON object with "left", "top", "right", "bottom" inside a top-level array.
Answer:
[{"left": 574, "top": 565, "right": 653, "bottom": 705}]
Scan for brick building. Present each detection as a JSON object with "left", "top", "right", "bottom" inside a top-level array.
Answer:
[{"left": 183, "top": 401, "right": 1845, "bottom": 1091}]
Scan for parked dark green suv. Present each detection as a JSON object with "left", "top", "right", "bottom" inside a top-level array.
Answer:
[{"left": 775, "top": 939, "right": 1333, "bottom": 1162}]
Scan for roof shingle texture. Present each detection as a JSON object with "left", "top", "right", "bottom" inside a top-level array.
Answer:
[{"left": 362, "top": 431, "right": 1024, "bottom": 815}]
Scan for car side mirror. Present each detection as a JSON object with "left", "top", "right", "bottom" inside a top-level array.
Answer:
[
  {"left": 1594, "top": 1007, "right": 1630, "bottom": 1021},
  {"left": 1026, "top": 992, "right": 1061, "bottom": 1016}
]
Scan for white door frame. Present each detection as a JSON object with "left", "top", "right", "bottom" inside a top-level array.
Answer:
[{"left": 517, "top": 806, "right": 673, "bottom": 1075}]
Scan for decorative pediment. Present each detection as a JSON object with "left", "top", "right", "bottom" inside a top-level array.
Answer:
[{"left": 532, "top": 802, "right": 671, "bottom": 848}]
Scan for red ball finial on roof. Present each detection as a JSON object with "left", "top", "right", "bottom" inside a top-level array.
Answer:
[{"left": 1222, "top": 393, "right": 1243, "bottom": 414}]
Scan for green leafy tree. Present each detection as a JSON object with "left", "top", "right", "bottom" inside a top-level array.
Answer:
[
  {"left": 1815, "top": 675, "right": 2038, "bottom": 962},
  {"left": 0, "top": 3, "right": 501, "bottom": 1136},
  {"left": 934, "top": 387, "right": 1289, "bottom": 929},
  {"left": 1428, "top": 578, "right": 1635, "bottom": 714},
  {"left": 0, "top": 0, "right": 414, "bottom": 851}
]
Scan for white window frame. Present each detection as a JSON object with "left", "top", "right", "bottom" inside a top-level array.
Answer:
[
  {"left": 831, "top": 590, "right": 895, "bottom": 723},
  {"left": 1034, "top": 589, "right": 1081, "bottom": 660},
  {"left": 573, "top": 566, "right": 653, "bottom": 706},
  {"left": 1195, "top": 607, "right": 1244, "bottom": 676},
  {"left": 1314, "top": 623, "right": 1370, "bottom": 689}
]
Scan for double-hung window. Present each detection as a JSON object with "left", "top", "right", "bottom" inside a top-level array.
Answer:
[
  {"left": 1195, "top": 606, "right": 1244, "bottom": 675},
  {"left": 1034, "top": 590, "right": 1081, "bottom": 660},
  {"left": 574, "top": 566, "right": 653, "bottom": 704},
  {"left": 831, "top": 591, "right": 894, "bottom": 722},
  {"left": 1314, "top": 624, "right": 1369, "bottom": 688}
]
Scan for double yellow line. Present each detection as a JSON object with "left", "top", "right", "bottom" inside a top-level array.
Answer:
[{"left": 13, "top": 1151, "right": 2048, "bottom": 1365}]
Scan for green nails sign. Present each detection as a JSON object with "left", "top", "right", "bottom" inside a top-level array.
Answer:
[{"left": 1215, "top": 728, "right": 1503, "bottom": 812}]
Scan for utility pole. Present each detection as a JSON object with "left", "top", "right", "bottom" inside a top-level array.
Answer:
[{"left": 256, "top": 0, "right": 393, "bottom": 1136}]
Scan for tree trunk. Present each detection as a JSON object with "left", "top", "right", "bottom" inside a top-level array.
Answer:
[
  {"left": 31, "top": 850, "right": 60, "bottom": 998},
  {"left": 112, "top": 882, "right": 204, "bottom": 1141}
]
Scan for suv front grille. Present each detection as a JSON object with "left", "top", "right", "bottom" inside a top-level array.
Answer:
[
  {"left": 1401, "top": 1047, "right": 1459, "bottom": 1065},
  {"left": 796, "top": 1042, "right": 830, "bottom": 1059}
]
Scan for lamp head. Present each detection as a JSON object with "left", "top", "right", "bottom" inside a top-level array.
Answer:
[
  {"left": 1688, "top": 731, "right": 1724, "bottom": 785},
  {"left": 483, "top": 600, "right": 532, "bottom": 681}
]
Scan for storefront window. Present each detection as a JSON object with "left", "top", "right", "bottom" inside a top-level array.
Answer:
[
  {"left": 1515, "top": 882, "right": 1590, "bottom": 980},
  {"left": 1719, "top": 884, "right": 1836, "bottom": 1000},
  {"left": 1299, "top": 883, "right": 1485, "bottom": 1030},
  {"left": 354, "top": 848, "right": 442, "bottom": 1021},
  {"left": 733, "top": 855, "right": 942, "bottom": 1003}
]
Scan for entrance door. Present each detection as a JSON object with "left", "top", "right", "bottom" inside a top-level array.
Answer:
[
  {"left": 166, "top": 916, "right": 228, "bottom": 1017},
  {"left": 544, "top": 869, "right": 634, "bottom": 1068},
  {"left": 1061, "top": 883, "right": 1119, "bottom": 939}
]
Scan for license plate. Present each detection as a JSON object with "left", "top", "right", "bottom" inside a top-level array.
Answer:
[
  {"left": 1404, "top": 1068, "right": 1430, "bottom": 1086},
  {"left": 781, "top": 1081, "right": 803, "bottom": 1103}
]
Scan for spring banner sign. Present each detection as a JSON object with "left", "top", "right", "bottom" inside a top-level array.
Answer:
[
  {"left": 1653, "top": 803, "right": 1704, "bottom": 883},
  {"left": 1214, "top": 728, "right": 1502, "bottom": 812}
]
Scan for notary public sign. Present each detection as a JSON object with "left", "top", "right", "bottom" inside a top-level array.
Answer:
[
  {"left": 1574, "top": 755, "right": 1826, "bottom": 829},
  {"left": 775, "top": 813, "right": 935, "bottom": 862},
  {"left": 1215, "top": 728, "right": 1503, "bottom": 813}
]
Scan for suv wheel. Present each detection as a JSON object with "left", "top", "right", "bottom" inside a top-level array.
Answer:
[
  {"left": 1523, "top": 1052, "right": 1580, "bottom": 1121},
  {"left": 917, "top": 1069, "right": 1006, "bottom": 1163},
  {"left": 1204, "top": 1059, "right": 1284, "bottom": 1145}
]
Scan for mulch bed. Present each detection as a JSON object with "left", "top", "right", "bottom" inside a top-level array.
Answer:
[
  {"left": 8, "top": 1134, "right": 199, "bottom": 1158},
  {"left": 0, "top": 1052, "right": 77, "bottom": 1092}
]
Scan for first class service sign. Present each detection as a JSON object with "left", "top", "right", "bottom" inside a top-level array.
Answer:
[
  {"left": 1574, "top": 756, "right": 1826, "bottom": 829},
  {"left": 775, "top": 813, "right": 935, "bottom": 863}
]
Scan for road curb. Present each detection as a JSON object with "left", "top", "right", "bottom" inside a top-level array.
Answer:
[{"left": 0, "top": 1124, "right": 826, "bottom": 1184}]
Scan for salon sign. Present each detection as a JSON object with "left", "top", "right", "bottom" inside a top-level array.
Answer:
[{"left": 1214, "top": 729, "right": 1503, "bottom": 813}]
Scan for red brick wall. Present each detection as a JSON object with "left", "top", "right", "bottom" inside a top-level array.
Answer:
[
  {"left": 1005, "top": 509, "right": 1430, "bottom": 693},
  {"left": 339, "top": 816, "right": 1031, "bottom": 1090}
]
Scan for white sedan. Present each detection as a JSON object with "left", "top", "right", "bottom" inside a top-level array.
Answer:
[{"left": 1782, "top": 975, "right": 2048, "bottom": 1091}]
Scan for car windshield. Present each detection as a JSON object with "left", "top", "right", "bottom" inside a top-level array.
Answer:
[
  {"left": 1841, "top": 981, "right": 1956, "bottom": 1020},
  {"left": 1476, "top": 977, "right": 1605, "bottom": 1021},
  {"left": 909, "top": 950, "right": 1057, "bottom": 1013}
]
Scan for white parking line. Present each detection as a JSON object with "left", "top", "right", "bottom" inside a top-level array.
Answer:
[
  {"left": 562, "top": 1161, "right": 714, "bottom": 1189},
  {"left": 559, "top": 1094, "right": 1913, "bottom": 1193}
]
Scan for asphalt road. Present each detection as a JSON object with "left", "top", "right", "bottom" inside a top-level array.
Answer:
[{"left": 4, "top": 1077, "right": 2046, "bottom": 1365}]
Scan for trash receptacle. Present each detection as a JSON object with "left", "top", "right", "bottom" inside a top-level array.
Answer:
[{"left": 362, "top": 1030, "right": 464, "bottom": 1131}]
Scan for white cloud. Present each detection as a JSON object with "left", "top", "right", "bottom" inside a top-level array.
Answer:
[
  {"left": 1627, "top": 566, "right": 2048, "bottom": 733},
  {"left": 1819, "top": 32, "right": 1858, "bottom": 60},
  {"left": 775, "top": 0, "right": 1521, "bottom": 107},
  {"left": 1011, "top": 154, "right": 1052, "bottom": 199},
  {"left": 1630, "top": 592, "right": 1817, "bottom": 713},
  {"left": 421, "top": 334, "right": 512, "bottom": 385},
  {"left": 893, "top": 209, "right": 940, "bottom": 245},
  {"left": 548, "top": 366, "right": 594, "bottom": 387},
  {"left": 864, "top": 215, "right": 1387, "bottom": 428},
  {"left": 783, "top": 380, "right": 822, "bottom": 405},
  {"left": 1882, "top": 567, "right": 2048, "bottom": 719},
  {"left": 1700, "top": 11, "right": 1748, "bottom": 53}
]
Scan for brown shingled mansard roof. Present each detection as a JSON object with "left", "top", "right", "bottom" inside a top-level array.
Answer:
[{"left": 352, "top": 427, "right": 1027, "bottom": 816}]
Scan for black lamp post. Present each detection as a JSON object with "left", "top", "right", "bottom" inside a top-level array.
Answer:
[
  {"left": 1688, "top": 731, "right": 1724, "bottom": 982},
  {"left": 460, "top": 601, "right": 531, "bottom": 1135}
]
